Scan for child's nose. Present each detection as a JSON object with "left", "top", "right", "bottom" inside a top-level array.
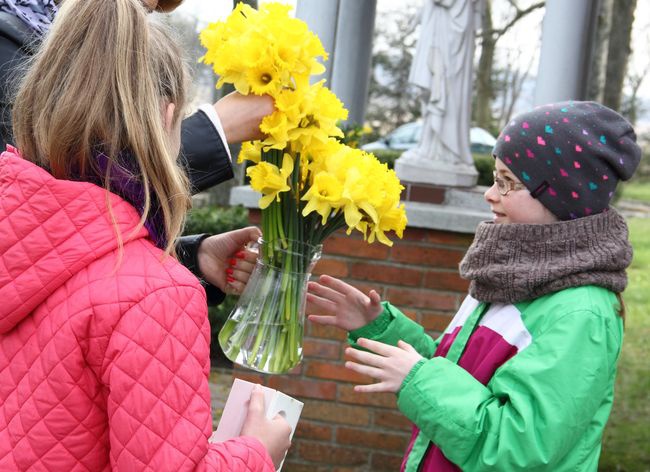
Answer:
[{"left": 484, "top": 182, "right": 500, "bottom": 204}]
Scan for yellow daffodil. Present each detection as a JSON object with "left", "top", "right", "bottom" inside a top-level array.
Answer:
[
  {"left": 260, "top": 111, "right": 290, "bottom": 150},
  {"left": 288, "top": 82, "right": 347, "bottom": 151},
  {"left": 368, "top": 204, "right": 408, "bottom": 246},
  {"left": 238, "top": 141, "right": 263, "bottom": 164},
  {"left": 301, "top": 172, "right": 344, "bottom": 224},
  {"left": 246, "top": 60, "right": 282, "bottom": 96},
  {"left": 247, "top": 153, "right": 294, "bottom": 209}
]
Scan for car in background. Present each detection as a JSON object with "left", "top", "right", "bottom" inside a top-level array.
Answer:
[{"left": 361, "top": 121, "right": 497, "bottom": 154}]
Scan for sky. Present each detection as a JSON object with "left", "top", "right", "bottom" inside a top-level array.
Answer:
[{"left": 173, "top": 0, "right": 650, "bottom": 126}]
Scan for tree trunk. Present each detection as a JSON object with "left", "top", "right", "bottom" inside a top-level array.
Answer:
[
  {"left": 473, "top": 0, "right": 495, "bottom": 131},
  {"left": 586, "top": 0, "right": 614, "bottom": 102},
  {"left": 603, "top": 0, "right": 637, "bottom": 111}
]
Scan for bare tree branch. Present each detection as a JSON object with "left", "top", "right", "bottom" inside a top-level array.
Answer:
[{"left": 489, "top": 1, "right": 545, "bottom": 39}]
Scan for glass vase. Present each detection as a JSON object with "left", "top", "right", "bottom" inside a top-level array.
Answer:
[{"left": 218, "top": 238, "right": 322, "bottom": 374}]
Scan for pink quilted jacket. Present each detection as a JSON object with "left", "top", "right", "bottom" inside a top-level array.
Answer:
[{"left": 0, "top": 148, "right": 274, "bottom": 471}]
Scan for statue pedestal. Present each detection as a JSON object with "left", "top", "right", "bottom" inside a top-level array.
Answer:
[{"left": 395, "top": 149, "right": 478, "bottom": 187}]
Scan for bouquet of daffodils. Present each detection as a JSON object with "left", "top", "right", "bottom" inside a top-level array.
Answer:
[{"left": 200, "top": 3, "right": 407, "bottom": 373}]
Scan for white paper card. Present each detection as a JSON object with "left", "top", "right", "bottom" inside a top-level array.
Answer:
[{"left": 210, "top": 378, "right": 303, "bottom": 471}]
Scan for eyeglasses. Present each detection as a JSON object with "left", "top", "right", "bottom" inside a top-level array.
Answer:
[{"left": 493, "top": 171, "right": 528, "bottom": 196}]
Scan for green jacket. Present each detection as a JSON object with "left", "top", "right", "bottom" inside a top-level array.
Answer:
[{"left": 349, "top": 286, "right": 623, "bottom": 471}]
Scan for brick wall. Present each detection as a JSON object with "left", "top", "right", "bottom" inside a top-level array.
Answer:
[{"left": 228, "top": 210, "right": 474, "bottom": 471}]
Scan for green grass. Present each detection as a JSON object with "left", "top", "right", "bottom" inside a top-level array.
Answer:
[
  {"left": 620, "top": 181, "right": 650, "bottom": 203},
  {"left": 599, "top": 217, "right": 650, "bottom": 471}
]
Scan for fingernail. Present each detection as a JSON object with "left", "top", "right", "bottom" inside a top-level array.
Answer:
[
  {"left": 229, "top": 258, "right": 236, "bottom": 266},
  {"left": 226, "top": 268, "right": 234, "bottom": 275},
  {"left": 227, "top": 276, "right": 235, "bottom": 282},
  {"left": 236, "top": 251, "right": 245, "bottom": 259}
]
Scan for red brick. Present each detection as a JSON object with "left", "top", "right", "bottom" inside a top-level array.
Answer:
[
  {"left": 337, "top": 426, "right": 409, "bottom": 451},
  {"left": 281, "top": 461, "right": 329, "bottom": 472},
  {"left": 307, "top": 323, "right": 347, "bottom": 341},
  {"left": 391, "top": 244, "right": 465, "bottom": 269},
  {"left": 371, "top": 452, "right": 405, "bottom": 471},
  {"left": 401, "top": 308, "right": 419, "bottom": 321},
  {"left": 297, "top": 441, "right": 368, "bottom": 465},
  {"left": 407, "top": 183, "right": 445, "bottom": 204},
  {"left": 400, "top": 227, "right": 429, "bottom": 241},
  {"left": 303, "top": 338, "right": 341, "bottom": 360},
  {"left": 287, "top": 364, "right": 303, "bottom": 375},
  {"left": 373, "top": 410, "right": 413, "bottom": 430},
  {"left": 301, "top": 400, "right": 370, "bottom": 426},
  {"left": 248, "top": 209, "right": 261, "bottom": 225},
  {"left": 338, "top": 384, "right": 396, "bottom": 408},
  {"left": 426, "top": 230, "right": 474, "bottom": 247},
  {"left": 306, "top": 361, "right": 373, "bottom": 384},
  {"left": 312, "top": 257, "right": 349, "bottom": 277},
  {"left": 230, "top": 370, "right": 266, "bottom": 385},
  {"left": 385, "top": 288, "right": 458, "bottom": 310},
  {"left": 324, "top": 236, "right": 390, "bottom": 259},
  {"left": 267, "top": 377, "right": 337, "bottom": 400},
  {"left": 423, "top": 270, "right": 469, "bottom": 292},
  {"left": 293, "top": 420, "right": 333, "bottom": 441},
  {"left": 420, "top": 311, "right": 454, "bottom": 332},
  {"left": 350, "top": 262, "right": 422, "bottom": 286}
]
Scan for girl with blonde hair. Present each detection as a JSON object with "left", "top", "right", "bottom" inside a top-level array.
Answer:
[{"left": 0, "top": 0, "right": 290, "bottom": 470}]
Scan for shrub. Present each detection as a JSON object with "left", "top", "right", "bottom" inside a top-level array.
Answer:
[
  {"left": 371, "top": 149, "right": 402, "bottom": 169},
  {"left": 473, "top": 153, "right": 495, "bottom": 187},
  {"left": 183, "top": 204, "right": 249, "bottom": 236}
]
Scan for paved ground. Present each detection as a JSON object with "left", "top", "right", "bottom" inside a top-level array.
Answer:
[{"left": 209, "top": 368, "right": 234, "bottom": 429}]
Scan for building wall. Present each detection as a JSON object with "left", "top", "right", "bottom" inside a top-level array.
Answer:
[{"left": 230, "top": 210, "right": 474, "bottom": 471}]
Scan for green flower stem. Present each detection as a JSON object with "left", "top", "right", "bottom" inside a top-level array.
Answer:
[{"left": 220, "top": 148, "right": 327, "bottom": 373}]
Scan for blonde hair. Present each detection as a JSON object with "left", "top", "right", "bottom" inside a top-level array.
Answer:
[{"left": 12, "top": 0, "right": 190, "bottom": 256}]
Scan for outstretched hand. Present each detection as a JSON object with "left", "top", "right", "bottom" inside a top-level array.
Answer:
[
  {"left": 196, "top": 226, "right": 261, "bottom": 294},
  {"left": 345, "top": 338, "right": 424, "bottom": 394},
  {"left": 307, "top": 275, "right": 383, "bottom": 332}
]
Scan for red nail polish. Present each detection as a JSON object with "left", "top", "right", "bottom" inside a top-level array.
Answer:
[
  {"left": 229, "top": 258, "right": 236, "bottom": 266},
  {"left": 227, "top": 276, "right": 235, "bottom": 282},
  {"left": 236, "top": 251, "right": 245, "bottom": 259},
  {"left": 226, "top": 268, "right": 234, "bottom": 275}
]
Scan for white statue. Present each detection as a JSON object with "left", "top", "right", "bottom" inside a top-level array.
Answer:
[{"left": 397, "top": 0, "right": 483, "bottom": 186}]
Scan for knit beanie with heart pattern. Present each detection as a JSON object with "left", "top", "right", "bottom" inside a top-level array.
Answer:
[{"left": 492, "top": 101, "right": 642, "bottom": 220}]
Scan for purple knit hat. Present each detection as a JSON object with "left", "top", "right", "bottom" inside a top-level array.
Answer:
[{"left": 493, "top": 101, "right": 641, "bottom": 220}]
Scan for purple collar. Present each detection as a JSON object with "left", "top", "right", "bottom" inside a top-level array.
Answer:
[{"left": 84, "top": 152, "right": 167, "bottom": 249}]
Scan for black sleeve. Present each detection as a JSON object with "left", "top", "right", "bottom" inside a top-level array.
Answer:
[
  {"left": 176, "top": 233, "right": 226, "bottom": 307},
  {"left": 180, "top": 109, "right": 234, "bottom": 195}
]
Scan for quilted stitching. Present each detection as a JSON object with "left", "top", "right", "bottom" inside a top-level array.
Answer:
[{"left": 0, "top": 151, "right": 274, "bottom": 471}]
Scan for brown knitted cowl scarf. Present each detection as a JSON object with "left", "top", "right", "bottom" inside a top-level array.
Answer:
[{"left": 458, "top": 209, "right": 633, "bottom": 304}]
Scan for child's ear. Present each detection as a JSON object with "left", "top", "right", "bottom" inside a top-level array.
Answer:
[{"left": 164, "top": 103, "right": 176, "bottom": 134}]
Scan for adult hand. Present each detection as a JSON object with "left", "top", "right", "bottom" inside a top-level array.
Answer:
[
  {"left": 214, "top": 92, "right": 274, "bottom": 143},
  {"left": 196, "top": 226, "right": 260, "bottom": 294},
  {"left": 241, "top": 386, "right": 292, "bottom": 469},
  {"left": 345, "top": 338, "right": 424, "bottom": 394},
  {"left": 307, "top": 275, "right": 383, "bottom": 331}
]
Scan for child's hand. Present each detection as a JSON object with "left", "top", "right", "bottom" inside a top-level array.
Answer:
[
  {"left": 196, "top": 226, "right": 260, "bottom": 294},
  {"left": 241, "top": 386, "right": 292, "bottom": 469},
  {"left": 345, "top": 338, "right": 424, "bottom": 394},
  {"left": 307, "top": 275, "right": 383, "bottom": 331}
]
